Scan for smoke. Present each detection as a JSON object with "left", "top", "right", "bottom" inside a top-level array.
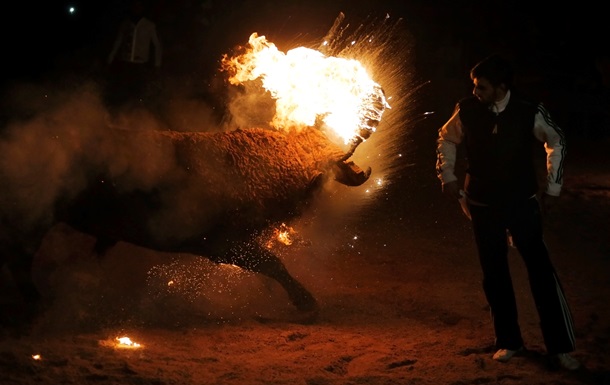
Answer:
[
  {"left": 0, "top": 82, "right": 107, "bottom": 230},
  {"left": 0, "top": 9, "right": 420, "bottom": 324}
]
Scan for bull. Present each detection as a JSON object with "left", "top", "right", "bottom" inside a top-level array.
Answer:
[{"left": 0, "top": 122, "right": 371, "bottom": 322}]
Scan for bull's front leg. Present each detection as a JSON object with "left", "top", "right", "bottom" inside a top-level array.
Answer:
[{"left": 222, "top": 242, "right": 319, "bottom": 316}]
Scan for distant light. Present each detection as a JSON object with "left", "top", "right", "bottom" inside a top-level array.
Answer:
[{"left": 68, "top": 6, "right": 76, "bottom": 14}]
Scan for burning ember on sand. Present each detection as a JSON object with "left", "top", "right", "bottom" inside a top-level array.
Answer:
[
  {"left": 110, "top": 336, "right": 142, "bottom": 349},
  {"left": 221, "top": 32, "right": 389, "bottom": 149},
  {"left": 99, "top": 336, "right": 143, "bottom": 349}
]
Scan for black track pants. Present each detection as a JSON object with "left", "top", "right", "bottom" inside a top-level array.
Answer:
[{"left": 468, "top": 197, "right": 576, "bottom": 354}]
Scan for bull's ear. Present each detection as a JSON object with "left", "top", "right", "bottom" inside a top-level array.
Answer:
[{"left": 333, "top": 161, "right": 371, "bottom": 187}]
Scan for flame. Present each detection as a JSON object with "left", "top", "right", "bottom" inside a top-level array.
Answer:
[
  {"left": 116, "top": 336, "right": 141, "bottom": 348},
  {"left": 265, "top": 223, "right": 296, "bottom": 248},
  {"left": 221, "top": 33, "right": 389, "bottom": 145},
  {"left": 276, "top": 229, "right": 292, "bottom": 246},
  {"left": 32, "top": 354, "right": 41, "bottom": 360},
  {"left": 274, "top": 223, "right": 295, "bottom": 246}
]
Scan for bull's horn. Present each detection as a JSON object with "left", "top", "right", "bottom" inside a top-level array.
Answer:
[{"left": 333, "top": 160, "right": 371, "bottom": 186}]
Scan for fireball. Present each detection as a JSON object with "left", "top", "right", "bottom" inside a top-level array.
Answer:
[{"left": 221, "top": 32, "right": 389, "bottom": 147}]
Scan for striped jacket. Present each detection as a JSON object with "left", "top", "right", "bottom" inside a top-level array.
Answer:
[{"left": 436, "top": 90, "right": 566, "bottom": 205}]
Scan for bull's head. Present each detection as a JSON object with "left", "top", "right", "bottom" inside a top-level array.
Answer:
[
  {"left": 332, "top": 136, "right": 371, "bottom": 186},
  {"left": 329, "top": 86, "right": 386, "bottom": 187},
  {"left": 333, "top": 160, "right": 371, "bottom": 186}
]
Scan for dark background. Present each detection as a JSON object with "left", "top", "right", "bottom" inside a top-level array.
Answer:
[{"left": 1, "top": 0, "right": 609, "bottom": 139}]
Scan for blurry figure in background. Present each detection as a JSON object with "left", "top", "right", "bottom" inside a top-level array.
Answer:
[
  {"left": 436, "top": 53, "right": 581, "bottom": 371},
  {"left": 105, "top": 0, "right": 162, "bottom": 111}
]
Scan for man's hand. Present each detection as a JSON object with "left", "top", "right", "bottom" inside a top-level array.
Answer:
[{"left": 442, "top": 181, "right": 462, "bottom": 200}]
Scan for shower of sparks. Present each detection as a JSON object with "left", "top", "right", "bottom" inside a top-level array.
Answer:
[{"left": 147, "top": 256, "right": 252, "bottom": 303}]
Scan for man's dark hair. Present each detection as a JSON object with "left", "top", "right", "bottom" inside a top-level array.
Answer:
[{"left": 470, "top": 53, "right": 513, "bottom": 89}]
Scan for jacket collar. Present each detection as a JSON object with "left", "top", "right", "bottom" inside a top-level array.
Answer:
[{"left": 491, "top": 90, "right": 511, "bottom": 114}]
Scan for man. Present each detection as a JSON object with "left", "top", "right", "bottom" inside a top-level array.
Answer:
[
  {"left": 436, "top": 53, "right": 580, "bottom": 370},
  {"left": 107, "top": 0, "right": 162, "bottom": 69},
  {"left": 106, "top": 0, "right": 162, "bottom": 108}
]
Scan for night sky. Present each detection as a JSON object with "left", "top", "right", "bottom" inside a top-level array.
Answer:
[
  {"left": 3, "top": 0, "right": 607, "bottom": 76},
  {"left": 1, "top": 0, "right": 608, "bottom": 138}
]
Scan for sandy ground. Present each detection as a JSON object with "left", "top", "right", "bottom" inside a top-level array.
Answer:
[
  {"left": 1, "top": 3, "right": 609, "bottom": 382},
  {"left": 1, "top": 103, "right": 609, "bottom": 385}
]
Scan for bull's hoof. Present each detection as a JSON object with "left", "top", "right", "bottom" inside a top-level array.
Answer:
[
  {"left": 291, "top": 307, "right": 319, "bottom": 324},
  {"left": 294, "top": 295, "right": 318, "bottom": 312},
  {"left": 290, "top": 291, "right": 319, "bottom": 324}
]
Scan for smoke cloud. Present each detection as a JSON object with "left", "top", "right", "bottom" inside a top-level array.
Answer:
[{"left": 0, "top": 9, "right": 419, "bottom": 326}]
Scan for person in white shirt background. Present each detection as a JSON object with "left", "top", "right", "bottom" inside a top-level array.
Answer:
[{"left": 105, "top": 0, "right": 162, "bottom": 111}]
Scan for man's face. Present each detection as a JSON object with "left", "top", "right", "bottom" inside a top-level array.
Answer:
[{"left": 472, "top": 77, "right": 500, "bottom": 105}]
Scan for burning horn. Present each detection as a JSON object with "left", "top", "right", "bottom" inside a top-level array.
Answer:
[
  {"left": 333, "top": 159, "right": 371, "bottom": 186},
  {"left": 333, "top": 136, "right": 371, "bottom": 186}
]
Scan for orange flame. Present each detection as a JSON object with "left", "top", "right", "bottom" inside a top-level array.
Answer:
[
  {"left": 116, "top": 336, "right": 141, "bottom": 348},
  {"left": 221, "top": 33, "right": 389, "bottom": 145},
  {"left": 265, "top": 223, "right": 296, "bottom": 248}
]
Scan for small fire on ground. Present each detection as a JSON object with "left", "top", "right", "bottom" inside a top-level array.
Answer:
[
  {"left": 115, "top": 336, "right": 141, "bottom": 348},
  {"left": 99, "top": 336, "right": 143, "bottom": 349}
]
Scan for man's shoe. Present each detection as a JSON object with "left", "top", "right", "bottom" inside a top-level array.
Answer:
[
  {"left": 553, "top": 353, "right": 581, "bottom": 371},
  {"left": 492, "top": 347, "right": 523, "bottom": 362}
]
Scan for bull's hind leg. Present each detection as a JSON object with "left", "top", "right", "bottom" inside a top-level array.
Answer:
[{"left": 224, "top": 243, "right": 318, "bottom": 314}]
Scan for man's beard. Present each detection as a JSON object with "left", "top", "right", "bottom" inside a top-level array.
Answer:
[{"left": 477, "top": 90, "right": 499, "bottom": 107}]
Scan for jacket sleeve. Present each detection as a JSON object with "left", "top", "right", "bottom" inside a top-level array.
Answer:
[
  {"left": 436, "top": 105, "right": 464, "bottom": 185},
  {"left": 533, "top": 103, "right": 566, "bottom": 196}
]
